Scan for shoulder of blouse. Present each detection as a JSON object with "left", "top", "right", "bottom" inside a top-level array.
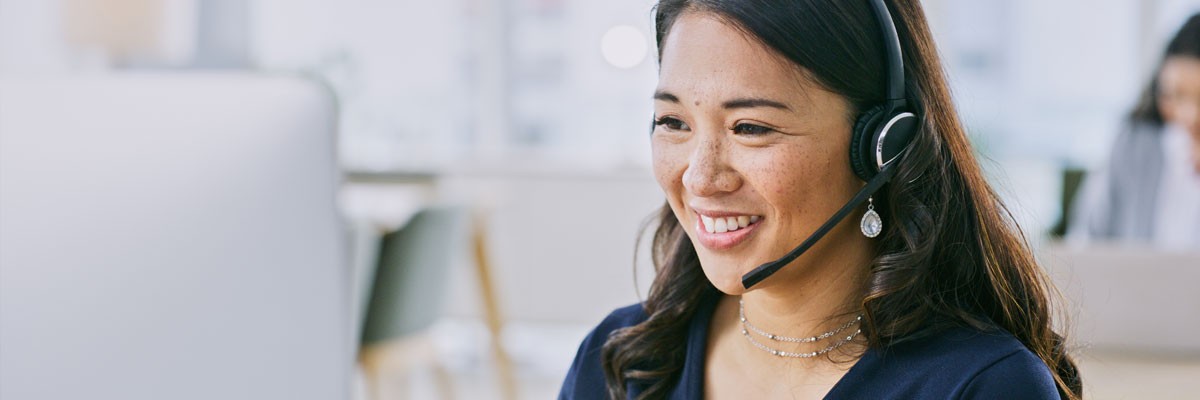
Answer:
[{"left": 558, "top": 303, "right": 649, "bottom": 400}]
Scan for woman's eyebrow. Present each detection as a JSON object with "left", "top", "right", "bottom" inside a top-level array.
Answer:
[
  {"left": 653, "top": 90, "right": 680, "bottom": 103},
  {"left": 653, "top": 90, "right": 792, "bottom": 111},
  {"left": 721, "top": 97, "right": 791, "bottom": 111}
]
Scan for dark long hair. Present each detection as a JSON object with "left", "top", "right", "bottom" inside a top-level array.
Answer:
[
  {"left": 600, "top": 1, "right": 1082, "bottom": 399},
  {"left": 1131, "top": 13, "right": 1200, "bottom": 125}
]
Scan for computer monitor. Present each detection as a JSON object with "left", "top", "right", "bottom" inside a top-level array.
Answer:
[
  {"left": 1041, "top": 241, "right": 1200, "bottom": 355},
  {"left": 0, "top": 74, "right": 349, "bottom": 400}
]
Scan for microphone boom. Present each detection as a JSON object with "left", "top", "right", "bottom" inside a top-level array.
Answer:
[{"left": 740, "top": 164, "right": 898, "bottom": 289}]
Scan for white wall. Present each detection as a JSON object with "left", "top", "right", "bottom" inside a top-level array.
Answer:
[{"left": 0, "top": 0, "right": 69, "bottom": 74}]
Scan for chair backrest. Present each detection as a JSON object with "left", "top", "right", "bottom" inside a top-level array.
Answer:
[
  {"left": 0, "top": 74, "right": 349, "bottom": 400},
  {"left": 360, "top": 206, "right": 469, "bottom": 345},
  {"left": 1051, "top": 167, "right": 1087, "bottom": 237}
]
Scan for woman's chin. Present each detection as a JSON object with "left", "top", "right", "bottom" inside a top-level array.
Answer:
[{"left": 698, "top": 262, "right": 752, "bottom": 295}]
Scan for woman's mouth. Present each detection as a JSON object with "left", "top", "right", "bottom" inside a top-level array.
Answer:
[
  {"left": 699, "top": 214, "right": 760, "bottom": 233},
  {"left": 695, "top": 212, "right": 762, "bottom": 250}
]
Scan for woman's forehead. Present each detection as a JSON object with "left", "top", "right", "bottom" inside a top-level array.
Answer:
[
  {"left": 656, "top": 11, "right": 836, "bottom": 113},
  {"left": 1160, "top": 56, "right": 1200, "bottom": 91}
]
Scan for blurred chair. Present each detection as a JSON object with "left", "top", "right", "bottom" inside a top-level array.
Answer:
[
  {"left": 358, "top": 206, "right": 465, "bottom": 399},
  {"left": 1051, "top": 167, "right": 1087, "bottom": 238},
  {"left": 357, "top": 206, "right": 518, "bottom": 400},
  {"left": 353, "top": 206, "right": 458, "bottom": 399}
]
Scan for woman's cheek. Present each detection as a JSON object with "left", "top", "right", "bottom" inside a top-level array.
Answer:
[
  {"left": 1191, "top": 139, "right": 1200, "bottom": 174},
  {"left": 652, "top": 142, "right": 690, "bottom": 187}
]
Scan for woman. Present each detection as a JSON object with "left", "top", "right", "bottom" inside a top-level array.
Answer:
[
  {"left": 1070, "top": 13, "right": 1200, "bottom": 249},
  {"left": 561, "top": 0, "right": 1080, "bottom": 399}
]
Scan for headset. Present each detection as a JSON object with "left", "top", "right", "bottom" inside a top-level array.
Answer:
[{"left": 740, "top": 0, "right": 919, "bottom": 289}]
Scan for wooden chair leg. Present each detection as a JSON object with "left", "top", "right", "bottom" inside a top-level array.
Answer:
[
  {"left": 472, "top": 211, "right": 518, "bottom": 400},
  {"left": 359, "top": 346, "right": 400, "bottom": 400},
  {"left": 359, "top": 335, "right": 453, "bottom": 400},
  {"left": 431, "top": 361, "right": 456, "bottom": 400}
]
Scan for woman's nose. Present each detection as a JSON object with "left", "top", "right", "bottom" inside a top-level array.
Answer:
[
  {"left": 1169, "top": 96, "right": 1200, "bottom": 131},
  {"left": 681, "top": 136, "right": 740, "bottom": 197}
]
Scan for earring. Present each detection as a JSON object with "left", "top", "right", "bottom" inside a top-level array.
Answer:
[{"left": 860, "top": 197, "right": 882, "bottom": 238}]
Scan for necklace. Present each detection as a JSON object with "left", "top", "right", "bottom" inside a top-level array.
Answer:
[{"left": 738, "top": 298, "right": 863, "bottom": 358}]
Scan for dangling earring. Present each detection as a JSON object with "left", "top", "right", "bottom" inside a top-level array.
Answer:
[{"left": 860, "top": 197, "right": 882, "bottom": 238}]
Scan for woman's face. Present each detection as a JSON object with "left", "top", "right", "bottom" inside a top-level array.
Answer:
[
  {"left": 1158, "top": 56, "right": 1200, "bottom": 172},
  {"left": 651, "top": 12, "right": 863, "bottom": 294}
]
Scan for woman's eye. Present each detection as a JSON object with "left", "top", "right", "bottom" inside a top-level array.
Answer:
[
  {"left": 732, "top": 123, "right": 773, "bottom": 136},
  {"left": 654, "top": 116, "right": 689, "bottom": 131}
]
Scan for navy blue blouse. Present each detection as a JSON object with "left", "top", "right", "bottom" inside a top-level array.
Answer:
[{"left": 559, "top": 294, "right": 1060, "bottom": 399}]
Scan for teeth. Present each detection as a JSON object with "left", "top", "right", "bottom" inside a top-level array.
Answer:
[{"left": 698, "top": 213, "right": 762, "bottom": 233}]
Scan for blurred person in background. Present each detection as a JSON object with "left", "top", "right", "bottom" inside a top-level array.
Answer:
[
  {"left": 1070, "top": 13, "right": 1200, "bottom": 250},
  {"left": 559, "top": 0, "right": 1079, "bottom": 399}
]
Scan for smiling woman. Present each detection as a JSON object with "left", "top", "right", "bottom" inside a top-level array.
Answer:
[
  {"left": 649, "top": 14, "right": 864, "bottom": 295},
  {"left": 560, "top": 1, "right": 1081, "bottom": 399}
]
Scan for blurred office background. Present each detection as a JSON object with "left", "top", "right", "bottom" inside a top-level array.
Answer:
[{"left": 1, "top": 0, "right": 1199, "bottom": 399}]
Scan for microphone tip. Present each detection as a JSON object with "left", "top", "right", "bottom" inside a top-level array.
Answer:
[{"left": 741, "top": 269, "right": 767, "bottom": 289}]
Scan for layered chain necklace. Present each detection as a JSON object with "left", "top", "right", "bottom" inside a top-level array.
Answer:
[{"left": 738, "top": 298, "right": 863, "bottom": 358}]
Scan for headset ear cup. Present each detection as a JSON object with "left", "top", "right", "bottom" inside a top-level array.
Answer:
[{"left": 850, "top": 105, "right": 888, "bottom": 181}]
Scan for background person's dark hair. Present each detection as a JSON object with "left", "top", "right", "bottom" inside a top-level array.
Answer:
[
  {"left": 600, "top": 0, "right": 1082, "bottom": 399},
  {"left": 1131, "top": 13, "right": 1200, "bottom": 125}
]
